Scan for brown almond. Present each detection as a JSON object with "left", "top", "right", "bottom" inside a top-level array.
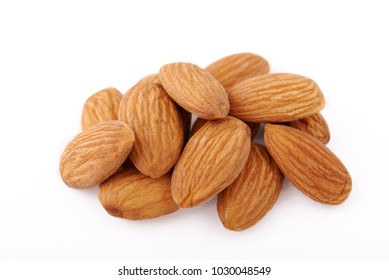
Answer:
[
  {"left": 126, "top": 73, "right": 192, "bottom": 142},
  {"left": 136, "top": 73, "right": 161, "bottom": 85},
  {"left": 159, "top": 62, "right": 229, "bottom": 120},
  {"left": 289, "top": 112, "right": 330, "bottom": 144},
  {"left": 171, "top": 116, "right": 251, "bottom": 208},
  {"left": 118, "top": 83, "right": 183, "bottom": 178},
  {"left": 264, "top": 124, "right": 351, "bottom": 204},
  {"left": 190, "top": 117, "right": 259, "bottom": 140},
  {"left": 98, "top": 169, "right": 178, "bottom": 220},
  {"left": 229, "top": 73, "right": 325, "bottom": 122},
  {"left": 60, "top": 121, "right": 135, "bottom": 189},
  {"left": 205, "top": 52, "right": 270, "bottom": 91},
  {"left": 217, "top": 144, "right": 283, "bottom": 231},
  {"left": 81, "top": 87, "right": 122, "bottom": 130}
]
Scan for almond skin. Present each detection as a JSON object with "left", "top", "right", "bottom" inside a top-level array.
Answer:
[
  {"left": 127, "top": 73, "right": 192, "bottom": 142},
  {"left": 98, "top": 169, "right": 178, "bottom": 220},
  {"left": 81, "top": 87, "right": 122, "bottom": 130},
  {"left": 159, "top": 62, "right": 229, "bottom": 120},
  {"left": 118, "top": 83, "right": 183, "bottom": 178},
  {"left": 190, "top": 117, "right": 259, "bottom": 140},
  {"left": 171, "top": 116, "right": 251, "bottom": 208},
  {"left": 264, "top": 124, "right": 351, "bottom": 204},
  {"left": 60, "top": 121, "right": 135, "bottom": 189},
  {"left": 289, "top": 112, "right": 330, "bottom": 144},
  {"left": 229, "top": 73, "right": 325, "bottom": 122},
  {"left": 136, "top": 73, "right": 161, "bottom": 85},
  {"left": 205, "top": 52, "right": 270, "bottom": 91},
  {"left": 217, "top": 144, "right": 283, "bottom": 231}
]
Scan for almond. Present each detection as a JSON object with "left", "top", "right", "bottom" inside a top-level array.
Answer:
[
  {"left": 229, "top": 73, "right": 325, "bottom": 122},
  {"left": 81, "top": 87, "right": 122, "bottom": 130},
  {"left": 205, "top": 52, "right": 270, "bottom": 91},
  {"left": 171, "top": 116, "right": 251, "bottom": 208},
  {"left": 98, "top": 169, "right": 178, "bottom": 220},
  {"left": 118, "top": 83, "right": 183, "bottom": 178},
  {"left": 127, "top": 73, "right": 192, "bottom": 142},
  {"left": 289, "top": 112, "right": 330, "bottom": 144},
  {"left": 159, "top": 62, "right": 229, "bottom": 120},
  {"left": 60, "top": 121, "right": 135, "bottom": 189},
  {"left": 136, "top": 73, "right": 161, "bottom": 85},
  {"left": 190, "top": 117, "right": 259, "bottom": 140},
  {"left": 264, "top": 124, "right": 351, "bottom": 204},
  {"left": 217, "top": 144, "right": 283, "bottom": 231}
]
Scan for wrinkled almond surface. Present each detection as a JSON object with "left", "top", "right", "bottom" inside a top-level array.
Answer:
[
  {"left": 172, "top": 116, "right": 251, "bottom": 208},
  {"left": 136, "top": 73, "right": 161, "bottom": 85},
  {"left": 81, "top": 87, "right": 122, "bottom": 130},
  {"left": 289, "top": 112, "right": 330, "bottom": 144},
  {"left": 218, "top": 144, "right": 283, "bottom": 231},
  {"left": 229, "top": 73, "right": 325, "bottom": 122},
  {"left": 118, "top": 83, "right": 183, "bottom": 178},
  {"left": 60, "top": 121, "right": 135, "bottom": 189},
  {"left": 206, "top": 52, "right": 270, "bottom": 91},
  {"left": 190, "top": 117, "right": 259, "bottom": 141},
  {"left": 159, "top": 62, "right": 229, "bottom": 120},
  {"left": 98, "top": 169, "right": 178, "bottom": 220},
  {"left": 264, "top": 124, "right": 351, "bottom": 204}
]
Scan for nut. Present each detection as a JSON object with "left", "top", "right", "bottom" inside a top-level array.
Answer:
[
  {"left": 159, "top": 62, "right": 229, "bottom": 120},
  {"left": 60, "top": 120, "right": 134, "bottom": 189},
  {"left": 118, "top": 83, "right": 183, "bottom": 178},
  {"left": 217, "top": 144, "right": 283, "bottom": 231},
  {"left": 99, "top": 169, "right": 178, "bottom": 220},
  {"left": 171, "top": 116, "right": 251, "bottom": 208},
  {"left": 81, "top": 87, "right": 122, "bottom": 130},
  {"left": 264, "top": 124, "right": 351, "bottom": 204},
  {"left": 229, "top": 73, "right": 325, "bottom": 122}
]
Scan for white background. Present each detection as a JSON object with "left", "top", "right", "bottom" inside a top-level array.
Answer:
[{"left": 1, "top": 0, "right": 388, "bottom": 260}]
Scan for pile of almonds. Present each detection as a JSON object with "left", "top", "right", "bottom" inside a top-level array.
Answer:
[{"left": 59, "top": 52, "right": 352, "bottom": 231}]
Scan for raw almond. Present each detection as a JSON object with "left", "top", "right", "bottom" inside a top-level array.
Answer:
[
  {"left": 118, "top": 83, "right": 183, "bottom": 178},
  {"left": 171, "top": 116, "right": 251, "bottom": 208},
  {"left": 289, "top": 112, "right": 330, "bottom": 144},
  {"left": 190, "top": 117, "right": 259, "bottom": 140},
  {"left": 229, "top": 73, "right": 325, "bottom": 122},
  {"left": 136, "top": 73, "right": 161, "bottom": 85},
  {"left": 264, "top": 124, "right": 351, "bottom": 204},
  {"left": 98, "top": 169, "right": 178, "bottom": 220},
  {"left": 81, "top": 87, "right": 122, "bottom": 130},
  {"left": 159, "top": 62, "right": 229, "bottom": 120},
  {"left": 217, "top": 144, "right": 283, "bottom": 231},
  {"left": 205, "top": 52, "right": 270, "bottom": 91},
  {"left": 60, "top": 121, "right": 135, "bottom": 189},
  {"left": 126, "top": 73, "right": 192, "bottom": 142}
]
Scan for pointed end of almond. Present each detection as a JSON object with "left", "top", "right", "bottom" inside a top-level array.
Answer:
[{"left": 328, "top": 172, "right": 352, "bottom": 205}]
